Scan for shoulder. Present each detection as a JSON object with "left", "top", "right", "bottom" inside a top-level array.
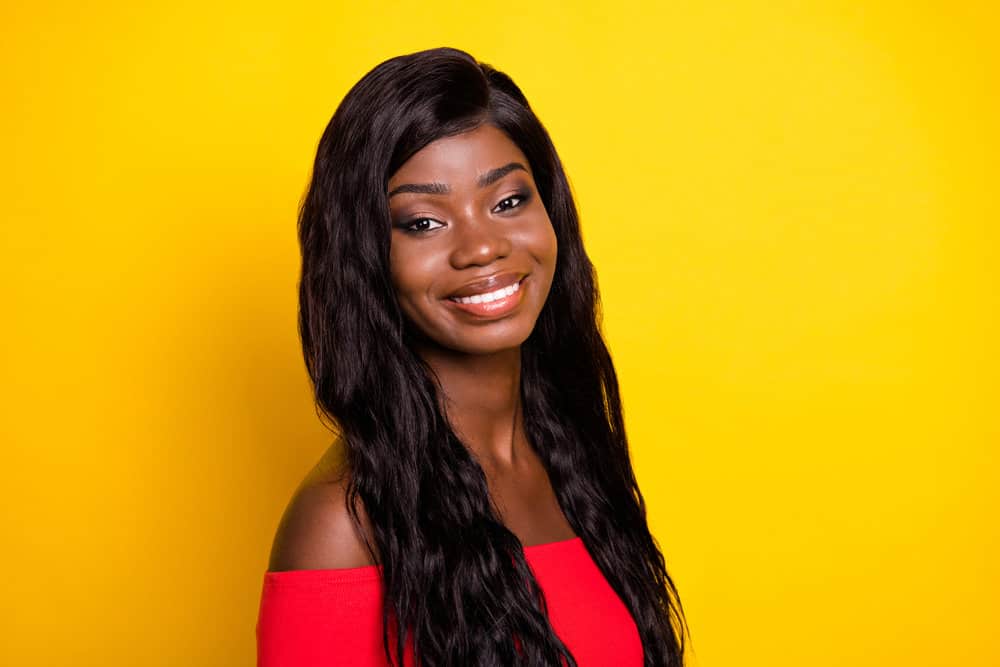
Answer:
[{"left": 267, "top": 440, "right": 377, "bottom": 572}]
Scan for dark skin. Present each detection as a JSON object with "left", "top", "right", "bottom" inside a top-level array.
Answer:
[{"left": 269, "top": 125, "right": 575, "bottom": 571}]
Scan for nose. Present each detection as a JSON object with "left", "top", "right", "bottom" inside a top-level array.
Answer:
[{"left": 448, "top": 212, "right": 512, "bottom": 269}]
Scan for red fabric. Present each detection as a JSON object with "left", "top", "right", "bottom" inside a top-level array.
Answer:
[{"left": 257, "top": 537, "right": 643, "bottom": 666}]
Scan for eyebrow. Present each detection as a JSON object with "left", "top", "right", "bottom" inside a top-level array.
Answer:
[{"left": 387, "top": 162, "right": 528, "bottom": 199}]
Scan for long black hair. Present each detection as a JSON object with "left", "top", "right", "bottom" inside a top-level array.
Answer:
[{"left": 297, "top": 47, "right": 687, "bottom": 666}]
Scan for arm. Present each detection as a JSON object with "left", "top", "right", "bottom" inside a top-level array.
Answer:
[{"left": 258, "top": 472, "right": 390, "bottom": 665}]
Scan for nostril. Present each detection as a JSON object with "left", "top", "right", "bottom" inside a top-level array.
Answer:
[{"left": 449, "top": 235, "right": 511, "bottom": 269}]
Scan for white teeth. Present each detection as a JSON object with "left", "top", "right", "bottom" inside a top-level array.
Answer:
[{"left": 453, "top": 279, "right": 521, "bottom": 305}]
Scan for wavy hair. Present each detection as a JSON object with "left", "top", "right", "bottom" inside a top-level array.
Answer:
[{"left": 297, "top": 47, "right": 687, "bottom": 666}]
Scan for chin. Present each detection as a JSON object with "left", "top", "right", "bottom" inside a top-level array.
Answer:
[
  {"left": 429, "top": 317, "right": 537, "bottom": 356},
  {"left": 447, "top": 329, "right": 533, "bottom": 356}
]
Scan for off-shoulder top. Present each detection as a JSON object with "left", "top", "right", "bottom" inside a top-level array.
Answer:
[{"left": 256, "top": 536, "right": 643, "bottom": 666}]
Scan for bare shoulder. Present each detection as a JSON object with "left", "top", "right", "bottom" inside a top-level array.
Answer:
[{"left": 267, "top": 440, "right": 377, "bottom": 572}]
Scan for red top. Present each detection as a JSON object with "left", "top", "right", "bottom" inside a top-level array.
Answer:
[{"left": 257, "top": 536, "right": 643, "bottom": 666}]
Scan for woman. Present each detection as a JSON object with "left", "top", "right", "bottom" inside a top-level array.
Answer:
[{"left": 257, "top": 47, "right": 688, "bottom": 666}]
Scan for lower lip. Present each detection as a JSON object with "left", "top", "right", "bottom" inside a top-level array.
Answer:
[{"left": 446, "top": 278, "right": 526, "bottom": 319}]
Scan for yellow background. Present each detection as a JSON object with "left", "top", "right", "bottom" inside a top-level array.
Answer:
[{"left": 3, "top": 1, "right": 996, "bottom": 665}]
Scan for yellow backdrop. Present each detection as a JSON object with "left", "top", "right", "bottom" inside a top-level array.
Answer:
[{"left": 3, "top": 1, "right": 996, "bottom": 665}]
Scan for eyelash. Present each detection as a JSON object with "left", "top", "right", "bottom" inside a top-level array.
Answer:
[
  {"left": 495, "top": 193, "right": 527, "bottom": 212},
  {"left": 399, "top": 192, "right": 530, "bottom": 234}
]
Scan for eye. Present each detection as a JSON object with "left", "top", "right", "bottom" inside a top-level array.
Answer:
[
  {"left": 400, "top": 218, "right": 444, "bottom": 234},
  {"left": 493, "top": 192, "right": 529, "bottom": 213}
]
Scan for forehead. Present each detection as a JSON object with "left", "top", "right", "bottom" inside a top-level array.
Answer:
[{"left": 387, "top": 124, "right": 530, "bottom": 190}]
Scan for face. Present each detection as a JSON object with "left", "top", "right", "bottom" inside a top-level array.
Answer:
[{"left": 387, "top": 124, "right": 558, "bottom": 356}]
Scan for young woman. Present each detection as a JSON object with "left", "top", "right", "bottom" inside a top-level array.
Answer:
[{"left": 257, "top": 47, "right": 688, "bottom": 667}]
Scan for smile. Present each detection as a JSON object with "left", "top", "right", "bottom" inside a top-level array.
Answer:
[
  {"left": 445, "top": 278, "right": 526, "bottom": 318},
  {"left": 448, "top": 279, "right": 522, "bottom": 305}
]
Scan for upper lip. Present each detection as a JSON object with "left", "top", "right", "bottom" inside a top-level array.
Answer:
[{"left": 447, "top": 271, "right": 525, "bottom": 299}]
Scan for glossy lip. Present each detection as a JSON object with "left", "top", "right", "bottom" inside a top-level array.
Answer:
[
  {"left": 444, "top": 276, "right": 528, "bottom": 320},
  {"left": 446, "top": 271, "right": 525, "bottom": 299}
]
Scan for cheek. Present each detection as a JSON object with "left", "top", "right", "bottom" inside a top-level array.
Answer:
[
  {"left": 530, "top": 218, "right": 559, "bottom": 269},
  {"left": 388, "top": 246, "right": 403, "bottom": 285},
  {"left": 389, "top": 243, "right": 419, "bottom": 294},
  {"left": 388, "top": 252, "right": 420, "bottom": 320},
  {"left": 389, "top": 241, "right": 440, "bottom": 310}
]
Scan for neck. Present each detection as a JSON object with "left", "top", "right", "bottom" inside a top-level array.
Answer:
[{"left": 416, "top": 343, "right": 523, "bottom": 472}]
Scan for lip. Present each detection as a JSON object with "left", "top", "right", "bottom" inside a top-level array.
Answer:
[
  {"left": 445, "top": 275, "right": 528, "bottom": 320},
  {"left": 447, "top": 271, "right": 525, "bottom": 299}
]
